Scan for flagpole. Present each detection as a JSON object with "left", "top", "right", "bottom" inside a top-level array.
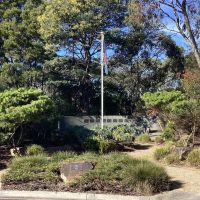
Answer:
[{"left": 100, "top": 31, "right": 104, "bottom": 129}]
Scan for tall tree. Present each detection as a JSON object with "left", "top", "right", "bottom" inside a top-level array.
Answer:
[
  {"left": 129, "top": 0, "right": 200, "bottom": 68},
  {"left": 0, "top": 0, "right": 49, "bottom": 88},
  {"left": 38, "top": 0, "right": 128, "bottom": 72}
]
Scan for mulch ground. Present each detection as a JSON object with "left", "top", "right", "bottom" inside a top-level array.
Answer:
[
  {"left": 2, "top": 178, "right": 172, "bottom": 196},
  {"left": 2, "top": 180, "right": 142, "bottom": 196},
  {"left": 0, "top": 146, "right": 11, "bottom": 170}
]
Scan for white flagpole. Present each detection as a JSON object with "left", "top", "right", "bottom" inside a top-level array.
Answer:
[{"left": 101, "top": 31, "right": 104, "bottom": 129}]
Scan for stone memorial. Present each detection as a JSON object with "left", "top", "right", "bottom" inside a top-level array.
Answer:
[{"left": 60, "top": 161, "right": 94, "bottom": 184}]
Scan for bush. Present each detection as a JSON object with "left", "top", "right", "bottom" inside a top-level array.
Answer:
[
  {"left": 162, "top": 121, "right": 175, "bottom": 141},
  {"left": 0, "top": 132, "right": 9, "bottom": 145},
  {"left": 111, "top": 125, "right": 134, "bottom": 142},
  {"left": 154, "top": 144, "right": 172, "bottom": 160},
  {"left": 3, "top": 152, "right": 170, "bottom": 194},
  {"left": 175, "top": 135, "right": 192, "bottom": 147},
  {"left": 84, "top": 125, "right": 135, "bottom": 153},
  {"left": 2, "top": 151, "right": 98, "bottom": 185},
  {"left": 26, "top": 144, "right": 44, "bottom": 156},
  {"left": 136, "top": 133, "right": 151, "bottom": 143},
  {"left": 187, "top": 148, "right": 200, "bottom": 167},
  {"left": 2, "top": 155, "right": 58, "bottom": 183},
  {"left": 74, "top": 153, "right": 169, "bottom": 194},
  {"left": 155, "top": 136, "right": 164, "bottom": 144},
  {"left": 164, "top": 153, "right": 179, "bottom": 164},
  {"left": 84, "top": 135, "right": 117, "bottom": 154}
]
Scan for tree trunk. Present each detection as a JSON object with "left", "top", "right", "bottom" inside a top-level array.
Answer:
[
  {"left": 181, "top": 1, "right": 200, "bottom": 68},
  {"left": 193, "top": 50, "right": 200, "bottom": 69},
  {"left": 192, "top": 116, "right": 197, "bottom": 146}
]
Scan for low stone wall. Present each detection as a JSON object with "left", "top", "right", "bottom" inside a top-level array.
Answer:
[
  {"left": 59, "top": 116, "right": 133, "bottom": 133},
  {"left": 59, "top": 115, "right": 163, "bottom": 134}
]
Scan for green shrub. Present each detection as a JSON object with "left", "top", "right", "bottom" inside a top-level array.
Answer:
[
  {"left": 154, "top": 144, "right": 172, "bottom": 160},
  {"left": 2, "top": 155, "right": 58, "bottom": 183},
  {"left": 155, "top": 136, "right": 163, "bottom": 144},
  {"left": 51, "top": 151, "right": 76, "bottom": 162},
  {"left": 164, "top": 153, "right": 179, "bottom": 164},
  {"left": 74, "top": 153, "right": 169, "bottom": 194},
  {"left": 176, "top": 135, "right": 192, "bottom": 147},
  {"left": 84, "top": 135, "right": 117, "bottom": 154},
  {"left": 162, "top": 121, "right": 175, "bottom": 141},
  {"left": 0, "top": 133, "right": 9, "bottom": 145},
  {"left": 111, "top": 125, "right": 134, "bottom": 142},
  {"left": 125, "top": 161, "right": 169, "bottom": 193},
  {"left": 136, "top": 133, "right": 151, "bottom": 143},
  {"left": 3, "top": 152, "right": 170, "bottom": 194},
  {"left": 187, "top": 148, "right": 200, "bottom": 167},
  {"left": 26, "top": 144, "right": 45, "bottom": 156},
  {"left": 83, "top": 125, "right": 135, "bottom": 153}
]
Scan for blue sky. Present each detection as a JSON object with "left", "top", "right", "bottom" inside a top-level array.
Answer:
[
  {"left": 57, "top": 5, "right": 190, "bottom": 57},
  {"left": 57, "top": 32, "right": 189, "bottom": 57}
]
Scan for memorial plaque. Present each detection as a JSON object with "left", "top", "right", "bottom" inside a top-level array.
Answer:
[
  {"left": 96, "top": 119, "right": 100, "bottom": 123},
  {"left": 60, "top": 161, "right": 94, "bottom": 184},
  {"left": 90, "top": 119, "right": 95, "bottom": 123},
  {"left": 84, "top": 119, "right": 89, "bottom": 123},
  {"left": 107, "top": 119, "right": 111, "bottom": 123}
]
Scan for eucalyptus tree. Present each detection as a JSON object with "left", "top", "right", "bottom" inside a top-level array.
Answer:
[{"left": 129, "top": 0, "right": 200, "bottom": 68}]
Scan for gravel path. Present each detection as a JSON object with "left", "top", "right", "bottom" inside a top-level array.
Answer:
[{"left": 127, "top": 144, "right": 200, "bottom": 192}]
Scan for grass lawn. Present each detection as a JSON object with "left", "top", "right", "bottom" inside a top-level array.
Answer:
[{"left": 2, "top": 151, "right": 170, "bottom": 195}]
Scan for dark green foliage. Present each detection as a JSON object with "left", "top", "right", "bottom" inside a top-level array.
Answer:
[
  {"left": 3, "top": 155, "right": 56, "bottom": 183},
  {"left": 84, "top": 125, "right": 134, "bottom": 153},
  {"left": 26, "top": 144, "right": 45, "bottom": 156},
  {"left": 184, "top": 52, "right": 199, "bottom": 70},
  {"left": 187, "top": 148, "right": 200, "bottom": 167},
  {"left": 136, "top": 133, "right": 151, "bottom": 143},
  {"left": 142, "top": 90, "right": 200, "bottom": 143},
  {"left": 74, "top": 153, "right": 169, "bottom": 194},
  {"left": 0, "top": 88, "right": 56, "bottom": 146},
  {"left": 142, "top": 90, "right": 186, "bottom": 111},
  {"left": 155, "top": 136, "right": 163, "bottom": 144},
  {"left": 84, "top": 135, "right": 117, "bottom": 154},
  {"left": 111, "top": 125, "right": 135, "bottom": 142},
  {"left": 164, "top": 153, "right": 179, "bottom": 165},
  {"left": 154, "top": 144, "right": 172, "bottom": 161},
  {"left": 3, "top": 152, "right": 169, "bottom": 194},
  {"left": 0, "top": 0, "right": 187, "bottom": 147},
  {"left": 162, "top": 121, "right": 175, "bottom": 141}
]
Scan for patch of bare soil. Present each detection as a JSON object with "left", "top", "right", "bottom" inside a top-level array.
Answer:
[{"left": 127, "top": 143, "right": 200, "bottom": 192}]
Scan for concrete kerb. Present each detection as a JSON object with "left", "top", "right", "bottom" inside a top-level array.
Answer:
[
  {"left": 0, "top": 191, "right": 149, "bottom": 200},
  {"left": 1, "top": 191, "right": 200, "bottom": 200}
]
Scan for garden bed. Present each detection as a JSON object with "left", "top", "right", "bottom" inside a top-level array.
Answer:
[{"left": 2, "top": 152, "right": 170, "bottom": 196}]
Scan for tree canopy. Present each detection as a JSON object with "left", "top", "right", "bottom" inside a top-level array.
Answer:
[
  {"left": 0, "top": 0, "right": 193, "bottom": 146},
  {"left": 0, "top": 88, "right": 55, "bottom": 145}
]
